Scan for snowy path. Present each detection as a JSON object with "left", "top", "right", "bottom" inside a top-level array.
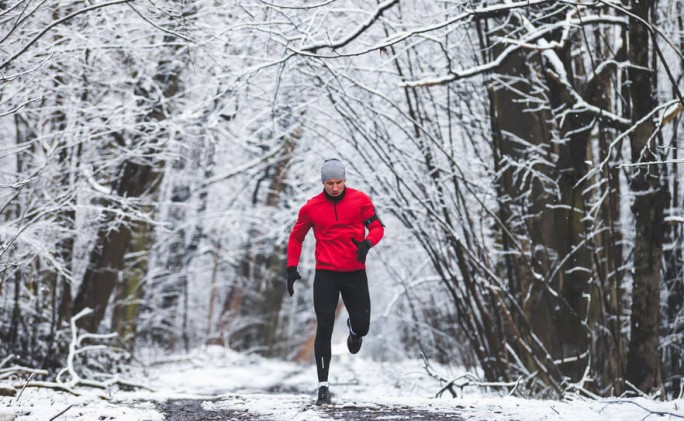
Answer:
[
  {"left": 5, "top": 346, "right": 684, "bottom": 420},
  {"left": 125, "top": 347, "right": 499, "bottom": 420}
]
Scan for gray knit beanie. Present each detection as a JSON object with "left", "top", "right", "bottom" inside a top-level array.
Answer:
[{"left": 320, "top": 159, "right": 346, "bottom": 182}]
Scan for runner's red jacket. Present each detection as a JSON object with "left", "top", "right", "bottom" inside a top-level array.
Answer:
[{"left": 287, "top": 187, "right": 384, "bottom": 271}]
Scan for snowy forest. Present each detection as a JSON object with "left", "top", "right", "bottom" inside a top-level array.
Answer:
[{"left": 1, "top": 0, "right": 683, "bottom": 404}]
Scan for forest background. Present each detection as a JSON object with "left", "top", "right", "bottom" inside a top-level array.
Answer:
[{"left": 1, "top": 0, "right": 683, "bottom": 401}]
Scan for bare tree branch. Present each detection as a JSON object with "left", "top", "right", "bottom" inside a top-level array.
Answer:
[{"left": 0, "top": 0, "right": 133, "bottom": 71}]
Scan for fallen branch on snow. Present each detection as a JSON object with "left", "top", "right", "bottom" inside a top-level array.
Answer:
[
  {"left": 420, "top": 353, "right": 522, "bottom": 398},
  {"left": 1, "top": 308, "right": 153, "bottom": 399},
  {"left": 600, "top": 399, "right": 684, "bottom": 419},
  {"left": 0, "top": 366, "right": 49, "bottom": 380}
]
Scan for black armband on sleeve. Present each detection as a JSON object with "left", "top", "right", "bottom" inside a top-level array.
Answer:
[{"left": 364, "top": 209, "right": 386, "bottom": 228}]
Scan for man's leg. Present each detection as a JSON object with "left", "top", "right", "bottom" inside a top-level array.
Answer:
[
  {"left": 313, "top": 270, "right": 339, "bottom": 383},
  {"left": 340, "top": 270, "right": 371, "bottom": 339}
]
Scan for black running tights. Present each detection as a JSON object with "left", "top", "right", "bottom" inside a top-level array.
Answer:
[{"left": 313, "top": 270, "right": 370, "bottom": 382}]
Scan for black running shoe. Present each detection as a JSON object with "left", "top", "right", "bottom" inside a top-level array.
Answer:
[
  {"left": 347, "top": 318, "right": 362, "bottom": 354},
  {"left": 315, "top": 385, "right": 331, "bottom": 406}
]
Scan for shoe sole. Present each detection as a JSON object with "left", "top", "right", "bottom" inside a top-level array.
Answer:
[{"left": 347, "top": 338, "right": 361, "bottom": 354}]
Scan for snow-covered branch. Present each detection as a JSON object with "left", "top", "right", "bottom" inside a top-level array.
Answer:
[
  {"left": 292, "top": 0, "right": 556, "bottom": 58},
  {"left": 294, "top": 0, "right": 399, "bottom": 54},
  {"left": 0, "top": 309, "right": 153, "bottom": 397},
  {"left": 0, "top": 0, "right": 134, "bottom": 71},
  {"left": 421, "top": 353, "right": 523, "bottom": 398}
]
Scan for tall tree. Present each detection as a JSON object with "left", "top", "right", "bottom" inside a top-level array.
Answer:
[
  {"left": 72, "top": 9, "right": 191, "bottom": 332},
  {"left": 625, "top": 0, "right": 666, "bottom": 392}
]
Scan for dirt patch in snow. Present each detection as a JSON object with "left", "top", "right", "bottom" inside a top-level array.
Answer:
[{"left": 158, "top": 398, "right": 467, "bottom": 420}]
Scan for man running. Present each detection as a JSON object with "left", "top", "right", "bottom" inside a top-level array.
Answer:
[{"left": 286, "top": 158, "right": 385, "bottom": 406}]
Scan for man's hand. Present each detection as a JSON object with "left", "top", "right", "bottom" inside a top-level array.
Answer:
[
  {"left": 286, "top": 266, "right": 302, "bottom": 296},
  {"left": 351, "top": 238, "right": 372, "bottom": 264}
]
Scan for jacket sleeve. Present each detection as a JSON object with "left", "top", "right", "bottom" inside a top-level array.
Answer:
[
  {"left": 287, "top": 204, "right": 313, "bottom": 267},
  {"left": 361, "top": 195, "right": 384, "bottom": 247}
]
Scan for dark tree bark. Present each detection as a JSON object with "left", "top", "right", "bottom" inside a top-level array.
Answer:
[
  {"left": 585, "top": 25, "right": 628, "bottom": 396},
  {"left": 625, "top": 0, "right": 666, "bottom": 393},
  {"left": 73, "top": 161, "right": 157, "bottom": 332},
  {"left": 72, "top": 33, "right": 182, "bottom": 332},
  {"left": 485, "top": 23, "right": 592, "bottom": 384},
  {"left": 660, "top": 1, "right": 684, "bottom": 397}
]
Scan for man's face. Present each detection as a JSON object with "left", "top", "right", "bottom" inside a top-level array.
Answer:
[{"left": 324, "top": 179, "right": 345, "bottom": 197}]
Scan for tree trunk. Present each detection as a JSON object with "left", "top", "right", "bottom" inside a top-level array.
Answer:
[
  {"left": 111, "top": 220, "right": 149, "bottom": 342},
  {"left": 73, "top": 216, "right": 134, "bottom": 332},
  {"left": 73, "top": 31, "right": 184, "bottom": 333},
  {"left": 661, "top": 1, "right": 684, "bottom": 397},
  {"left": 625, "top": 0, "right": 666, "bottom": 393},
  {"left": 488, "top": 42, "right": 582, "bottom": 386},
  {"left": 585, "top": 24, "right": 628, "bottom": 396}
]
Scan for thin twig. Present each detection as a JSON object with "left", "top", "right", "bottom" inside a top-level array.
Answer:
[
  {"left": 48, "top": 404, "right": 74, "bottom": 421},
  {"left": 601, "top": 400, "right": 684, "bottom": 419},
  {"left": 127, "top": 3, "right": 195, "bottom": 43},
  {"left": 0, "top": 355, "right": 13, "bottom": 369},
  {"left": 11, "top": 372, "right": 35, "bottom": 405}
]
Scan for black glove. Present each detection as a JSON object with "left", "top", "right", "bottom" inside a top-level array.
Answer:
[
  {"left": 351, "top": 238, "right": 372, "bottom": 264},
  {"left": 286, "top": 266, "right": 301, "bottom": 296}
]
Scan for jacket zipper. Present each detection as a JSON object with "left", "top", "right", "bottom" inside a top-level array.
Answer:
[{"left": 333, "top": 202, "right": 338, "bottom": 221}]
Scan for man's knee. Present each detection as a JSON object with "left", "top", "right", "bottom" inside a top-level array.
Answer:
[
  {"left": 316, "top": 317, "right": 335, "bottom": 338},
  {"left": 349, "top": 315, "right": 370, "bottom": 337}
]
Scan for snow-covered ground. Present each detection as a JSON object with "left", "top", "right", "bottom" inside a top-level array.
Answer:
[{"left": 2, "top": 345, "right": 683, "bottom": 420}]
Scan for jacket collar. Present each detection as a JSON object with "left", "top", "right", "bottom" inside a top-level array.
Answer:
[{"left": 323, "top": 187, "right": 346, "bottom": 203}]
